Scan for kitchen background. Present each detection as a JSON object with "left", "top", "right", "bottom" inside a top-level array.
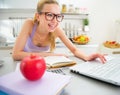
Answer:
[{"left": 0, "top": 0, "right": 120, "bottom": 45}]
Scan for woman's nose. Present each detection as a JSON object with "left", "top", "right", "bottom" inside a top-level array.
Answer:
[{"left": 51, "top": 16, "right": 58, "bottom": 23}]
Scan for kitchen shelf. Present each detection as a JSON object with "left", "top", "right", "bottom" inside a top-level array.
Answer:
[
  {"left": 0, "top": 9, "right": 35, "bottom": 20},
  {"left": 62, "top": 12, "right": 88, "bottom": 15}
]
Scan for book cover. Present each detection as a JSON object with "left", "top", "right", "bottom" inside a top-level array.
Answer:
[{"left": 0, "top": 70, "right": 72, "bottom": 95}]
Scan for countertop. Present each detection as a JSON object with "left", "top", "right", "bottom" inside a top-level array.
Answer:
[{"left": 0, "top": 46, "right": 120, "bottom": 95}]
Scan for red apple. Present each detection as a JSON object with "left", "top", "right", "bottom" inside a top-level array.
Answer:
[{"left": 20, "top": 55, "right": 46, "bottom": 81}]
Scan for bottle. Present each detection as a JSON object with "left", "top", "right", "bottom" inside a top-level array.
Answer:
[
  {"left": 75, "top": 7, "right": 80, "bottom": 13},
  {"left": 68, "top": 4, "right": 74, "bottom": 13},
  {"left": 62, "top": 4, "right": 67, "bottom": 13}
]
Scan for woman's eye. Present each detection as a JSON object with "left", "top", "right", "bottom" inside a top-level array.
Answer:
[
  {"left": 47, "top": 13, "right": 53, "bottom": 17},
  {"left": 57, "top": 15, "right": 62, "bottom": 18}
]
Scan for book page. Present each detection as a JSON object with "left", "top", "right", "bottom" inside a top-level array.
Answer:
[{"left": 44, "top": 56, "right": 73, "bottom": 65}]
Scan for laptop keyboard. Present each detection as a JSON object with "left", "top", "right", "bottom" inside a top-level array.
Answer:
[
  {"left": 70, "top": 56, "right": 120, "bottom": 83},
  {"left": 46, "top": 67, "right": 69, "bottom": 75},
  {"left": 88, "top": 61, "right": 120, "bottom": 79}
]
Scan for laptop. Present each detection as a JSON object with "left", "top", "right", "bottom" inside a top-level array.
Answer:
[{"left": 70, "top": 55, "right": 120, "bottom": 86}]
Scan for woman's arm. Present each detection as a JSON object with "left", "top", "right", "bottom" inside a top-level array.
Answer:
[
  {"left": 12, "top": 19, "right": 33, "bottom": 60},
  {"left": 55, "top": 27, "right": 106, "bottom": 63}
]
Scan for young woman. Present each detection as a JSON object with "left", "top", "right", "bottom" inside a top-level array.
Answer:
[{"left": 12, "top": 0, "right": 106, "bottom": 63}]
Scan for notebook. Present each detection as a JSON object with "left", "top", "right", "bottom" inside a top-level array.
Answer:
[
  {"left": 0, "top": 70, "right": 72, "bottom": 95},
  {"left": 44, "top": 56, "right": 76, "bottom": 68},
  {"left": 70, "top": 55, "right": 120, "bottom": 86}
]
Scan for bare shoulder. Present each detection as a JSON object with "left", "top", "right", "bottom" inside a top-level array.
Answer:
[
  {"left": 23, "top": 18, "right": 34, "bottom": 27},
  {"left": 21, "top": 18, "right": 34, "bottom": 34},
  {"left": 55, "top": 26, "right": 65, "bottom": 37}
]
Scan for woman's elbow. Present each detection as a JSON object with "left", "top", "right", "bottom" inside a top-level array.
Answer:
[
  {"left": 12, "top": 51, "right": 20, "bottom": 61},
  {"left": 12, "top": 53, "right": 17, "bottom": 61}
]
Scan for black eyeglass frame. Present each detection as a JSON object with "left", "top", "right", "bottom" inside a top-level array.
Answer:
[{"left": 39, "top": 12, "right": 64, "bottom": 22}]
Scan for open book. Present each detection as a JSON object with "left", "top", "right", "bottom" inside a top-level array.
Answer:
[
  {"left": 0, "top": 70, "right": 72, "bottom": 95},
  {"left": 44, "top": 56, "right": 76, "bottom": 68}
]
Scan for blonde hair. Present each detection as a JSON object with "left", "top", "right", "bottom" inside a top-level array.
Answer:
[{"left": 34, "top": 0, "right": 59, "bottom": 52}]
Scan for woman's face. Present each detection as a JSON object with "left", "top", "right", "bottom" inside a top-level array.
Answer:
[{"left": 39, "top": 4, "right": 61, "bottom": 32}]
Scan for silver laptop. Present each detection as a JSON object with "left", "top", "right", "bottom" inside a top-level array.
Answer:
[{"left": 70, "top": 55, "right": 120, "bottom": 86}]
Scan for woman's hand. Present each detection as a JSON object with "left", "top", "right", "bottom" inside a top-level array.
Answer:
[{"left": 87, "top": 53, "right": 107, "bottom": 63}]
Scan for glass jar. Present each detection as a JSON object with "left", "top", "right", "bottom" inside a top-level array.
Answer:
[
  {"left": 62, "top": 4, "right": 67, "bottom": 13},
  {"left": 68, "top": 4, "right": 74, "bottom": 13}
]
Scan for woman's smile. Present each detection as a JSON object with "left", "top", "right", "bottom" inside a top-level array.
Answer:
[{"left": 48, "top": 22, "right": 58, "bottom": 32}]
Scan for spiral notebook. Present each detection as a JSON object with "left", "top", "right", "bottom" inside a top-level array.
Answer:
[{"left": 70, "top": 55, "right": 120, "bottom": 86}]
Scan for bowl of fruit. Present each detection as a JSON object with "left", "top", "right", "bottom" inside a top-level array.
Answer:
[
  {"left": 72, "top": 34, "right": 90, "bottom": 44},
  {"left": 103, "top": 41, "right": 120, "bottom": 48}
]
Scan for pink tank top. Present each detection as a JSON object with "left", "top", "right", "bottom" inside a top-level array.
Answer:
[{"left": 24, "top": 24, "right": 50, "bottom": 52}]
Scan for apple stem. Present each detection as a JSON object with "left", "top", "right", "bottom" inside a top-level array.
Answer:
[{"left": 30, "top": 54, "right": 36, "bottom": 59}]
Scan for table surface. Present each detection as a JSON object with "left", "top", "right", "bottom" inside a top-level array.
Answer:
[{"left": 0, "top": 43, "right": 120, "bottom": 95}]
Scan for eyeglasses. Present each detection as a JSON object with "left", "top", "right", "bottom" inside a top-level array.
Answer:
[{"left": 39, "top": 12, "right": 64, "bottom": 22}]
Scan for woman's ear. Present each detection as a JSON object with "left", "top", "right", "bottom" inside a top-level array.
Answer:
[{"left": 35, "top": 13, "right": 40, "bottom": 21}]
